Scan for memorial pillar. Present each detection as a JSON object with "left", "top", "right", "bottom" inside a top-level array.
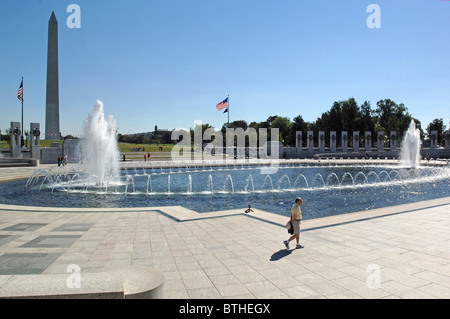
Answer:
[
  {"left": 377, "top": 131, "right": 384, "bottom": 152},
  {"left": 444, "top": 130, "right": 450, "bottom": 149},
  {"left": 307, "top": 131, "right": 314, "bottom": 154},
  {"left": 318, "top": 131, "right": 325, "bottom": 153},
  {"left": 430, "top": 130, "right": 438, "bottom": 149},
  {"left": 295, "top": 131, "right": 302, "bottom": 157},
  {"left": 365, "top": 131, "right": 371, "bottom": 152},
  {"left": 353, "top": 131, "right": 359, "bottom": 153},
  {"left": 341, "top": 131, "right": 348, "bottom": 152},
  {"left": 390, "top": 131, "right": 397, "bottom": 151},
  {"left": 10, "top": 121, "right": 22, "bottom": 158},
  {"left": 330, "top": 131, "right": 336, "bottom": 152},
  {"left": 30, "top": 123, "right": 41, "bottom": 160}
]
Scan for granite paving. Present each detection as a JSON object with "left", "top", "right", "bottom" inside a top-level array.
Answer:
[{"left": 0, "top": 163, "right": 449, "bottom": 298}]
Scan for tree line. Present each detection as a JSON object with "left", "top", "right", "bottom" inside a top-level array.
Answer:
[
  {"left": 117, "top": 132, "right": 172, "bottom": 145},
  {"left": 118, "top": 97, "right": 447, "bottom": 148},
  {"left": 207, "top": 98, "right": 447, "bottom": 147}
]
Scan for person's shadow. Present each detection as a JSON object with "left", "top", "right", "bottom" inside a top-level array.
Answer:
[{"left": 270, "top": 249, "right": 292, "bottom": 261}]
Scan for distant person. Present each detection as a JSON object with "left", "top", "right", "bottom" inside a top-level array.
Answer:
[
  {"left": 283, "top": 197, "right": 304, "bottom": 250},
  {"left": 144, "top": 154, "right": 147, "bottom": 161},
  {"left": 123, "top": 154, "right": 126, "bottom": 161},
  {"left": 63, "top": 154, "right": 68, "bottom": 166},
  {"left": 57, "top": 155, "right": 61, "bottom": 167}
]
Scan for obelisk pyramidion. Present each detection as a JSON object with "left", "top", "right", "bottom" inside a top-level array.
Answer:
[{"left": 45, "top": 11, "right": 60, "bottom": 140}]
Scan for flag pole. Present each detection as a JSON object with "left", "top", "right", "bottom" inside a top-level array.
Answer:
[
  {"left": 227, "top": 94, "right": 230, "bottom": 128},
  {"left": 21, "top": 77, "right": 24, "bottom": 147}
]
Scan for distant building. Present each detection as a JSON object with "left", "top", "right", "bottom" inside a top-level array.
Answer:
[{"left": 144, "top": 129, "right": 170, "bottom": 139}]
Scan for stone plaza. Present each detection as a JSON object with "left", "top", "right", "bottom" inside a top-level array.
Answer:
[{"left": 1, "top": 162, "right": 450, "bottom": 299}]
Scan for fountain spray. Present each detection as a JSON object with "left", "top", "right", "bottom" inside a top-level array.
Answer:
[{"left": 80, "top": 100, "right": 120, "bottom": 185}]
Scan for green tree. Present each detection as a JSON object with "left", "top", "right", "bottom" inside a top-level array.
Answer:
[
  {"left": 359, "top": 101, "right": 374, "bottom": 133},
  {"left": 221, "top": 120, "right": 248, "bottom": 133},
  {"left": 288, "top": 115, "right": 307, "bottom": 147},
  {"left": 374, "top": 99, "right": 413, "bottom": 133},
  {"left": 315, "top": 101, "right": 344, "bottom": 147},
  {"left": 373, "top": 99, "right": 424, "bottom": 142},
  {"left": 374, "top": 99, "right": 395, "bottom": 131},
  {"left": 341, "top": 98, "right": 360, "bottom": 131},
  {"left": 271, "top": 116, "right": 292, "bottom": 145},
  {"left": 254, "top": 115, "right": 292, "bottom": 145},
  {"left": 426, "top": 118, "right": 446, "bottom": 146}
]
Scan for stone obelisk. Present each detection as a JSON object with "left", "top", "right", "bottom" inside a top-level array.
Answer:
[{"left": 45, "top": 11, "right": 60, "bottom": 140}]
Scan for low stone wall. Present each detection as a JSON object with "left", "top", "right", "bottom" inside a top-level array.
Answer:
[
  {"left": 40, "top": 139, "right": 79, "bottom": 164},
  {"left": 40, "top": 146, "right": 64, "bottom": 164},
  {"left": 312, "top": 148, "right": 450, "bottom": 160},
  {"left": 0, "top": 158, "right": 39, "bottom": 167},
  {"left": 0, "top": 266, "right": 164, "bottom": 299}
]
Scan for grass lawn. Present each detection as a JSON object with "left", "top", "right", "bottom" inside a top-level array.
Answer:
[
  {"left": 118, "top": 143, "right": 174, "bottom": 153},
  {"left": 1, "top": 140, "right": 175, "bottom": 152},
  {"left": 1, "top": 139, "right": 63, "bottom": 149}
]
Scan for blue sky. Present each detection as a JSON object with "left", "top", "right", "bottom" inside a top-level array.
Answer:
[{"left": 0, "top": 0, "right": 449, "bottom": 137}]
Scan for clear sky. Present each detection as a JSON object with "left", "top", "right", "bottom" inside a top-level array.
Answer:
[{"left": 0, "top": 0, "right": 449, "bottom": 137}]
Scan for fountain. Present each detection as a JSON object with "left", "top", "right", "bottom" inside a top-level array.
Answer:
[
  {"left": 16, "top": 160, "right": 449, "bottom": 217},
  {"left": 2, "top": 105, "right": 449, "bottom": 220},
  {"left": 78, "top": 100, "right": 120, "bottom": 186},
  {"left": 400, "top": 120, "right": 421, "bottom": 168}
]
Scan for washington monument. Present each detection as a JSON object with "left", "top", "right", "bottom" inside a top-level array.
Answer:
[{"left": 45, "top": 11, "right": 60, "bottom": 140}]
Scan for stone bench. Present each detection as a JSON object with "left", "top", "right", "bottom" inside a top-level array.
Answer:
[
  {"left": 0, "top": 158, "right": 39, "bottom": 167},
  {"left": 0, "top": 266, "right": 164, "bottom": 299}
]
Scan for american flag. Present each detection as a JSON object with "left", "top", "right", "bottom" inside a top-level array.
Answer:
[
  {"left": 17, "top": 80, "right": 23, "bottom": 101},
  {"left": 216, "top": 97, "right": 228, "bottom": 111}
]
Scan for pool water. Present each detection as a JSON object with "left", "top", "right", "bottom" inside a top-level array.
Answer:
[{"left": 1, "top": 164, "right": 449, "bottom": 220}]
